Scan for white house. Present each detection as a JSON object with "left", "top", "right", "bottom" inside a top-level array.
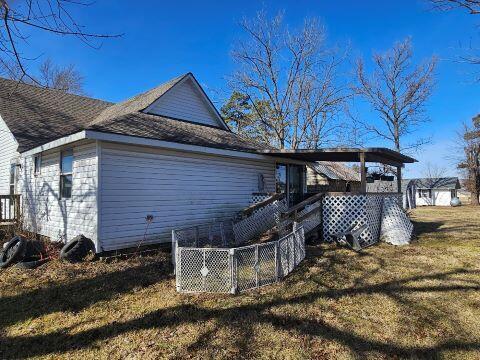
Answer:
[
  {"left": 0, "top": 73, "right": 415, "bottom": 253},
  {"left": 402, "top": 177, "right": 461, "bottom": 207}
]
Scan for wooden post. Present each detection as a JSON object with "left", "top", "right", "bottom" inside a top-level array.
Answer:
[
  {"left": 396, "top": 166, "right": 402, "bottom": 194},
  {"left": 360, "top": 152, "right": 367, "bottom": 193}
]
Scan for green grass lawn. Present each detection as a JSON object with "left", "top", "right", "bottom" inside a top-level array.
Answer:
[{"left": 1, "top": 206, "right": 479, "bottom": 359}]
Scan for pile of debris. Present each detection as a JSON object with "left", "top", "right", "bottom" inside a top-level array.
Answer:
[{"left": 0, "top": 233, "right": 95, "bottom": 270}]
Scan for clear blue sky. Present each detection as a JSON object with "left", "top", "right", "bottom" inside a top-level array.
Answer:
[{"left": 21, "top": 0, "right": 480, "bottom": 178}]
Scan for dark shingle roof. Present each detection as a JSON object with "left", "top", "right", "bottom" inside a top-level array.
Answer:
[
  {"left": 88, "top": 112, "right": 272, "bottom": 152},
  {"left": 0, "top": 75, "right": 271, "bottom": 153},
  {"left": 402, "top": 177, "right": 460, "bottom": 191},
  {"left": 0, "top": 77, "right": 112, "bottom": 152}
]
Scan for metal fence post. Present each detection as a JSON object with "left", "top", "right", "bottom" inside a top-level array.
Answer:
[
  {"left": 230, "top": 248, "right": 237, "bottom": 294},
  {"left": 255, "top": 245, "right": 259, "bottom": 288},
  {"left": 195, "top": 226, "right": 199, "bottom": 247},
  {"left": 171, "top": 230, "right": 176, "bottom": 272},
  {"left": 275, "top": 240, "right": 280, "bottom": 281}
]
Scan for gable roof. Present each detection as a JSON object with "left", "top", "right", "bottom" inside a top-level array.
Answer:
[
  {"left": 0, "top": 74, "right": 268, "bottom": 153},
  {"left": 403, "top": 177, "right": 460, "bottom": 191},
  {"left": 89, "top": 73, "right": 186, "bottom": 126}
]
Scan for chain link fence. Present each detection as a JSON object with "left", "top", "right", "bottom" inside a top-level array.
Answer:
[{"left": 174, "top": 225, "right": 305, "bottom": 294}]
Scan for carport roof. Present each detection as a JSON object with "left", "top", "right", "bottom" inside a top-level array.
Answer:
[{"left": 259, "top": 147, "right": 417, "bottom": 166}]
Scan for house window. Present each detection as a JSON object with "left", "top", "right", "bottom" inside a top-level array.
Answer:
[
  {"left": 276, "top": 164, "right": 287, "bottom": 194},
  {"left": 34, "top": 154, "right": 41, "bottom": 175},
  {"left": 418, "top": 189, "right": 431, "bottom": 198},
  {"left": 9, "top": 164, "right": 16, "bottom": 195},
  {"left": 60, "top": 149, "right": 73, "bottom": 199}
]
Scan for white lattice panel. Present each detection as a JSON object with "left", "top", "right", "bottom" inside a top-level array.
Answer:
[
  {"left": 322, "top": 194, "right": 387, "bottom": 246},
  {"left": 381, "top": 196, "right": 413, "bottom": 245},
  {"left": 233, "top": 199, "right": 287, "bottom": 244}
]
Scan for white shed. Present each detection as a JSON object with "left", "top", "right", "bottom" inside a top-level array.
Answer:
[{"left": 403, "top": 177, "right": 461, "bottom": 207}]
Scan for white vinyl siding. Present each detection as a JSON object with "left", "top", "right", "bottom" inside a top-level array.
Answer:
[
  {"left": 98, "top": 142, "right": 276, "bottom": 251},
  {"left": 0, "top": 116, "right": 19, "bottom": 194},
  {"left": 415, "top": 189, "right": 452, "bottom": 206},
  {"left": 146, "top": 77, "right": 222, "bottom": 128},
  {"left": 19, "top": 141, "right": 98, "bottom": 247}
]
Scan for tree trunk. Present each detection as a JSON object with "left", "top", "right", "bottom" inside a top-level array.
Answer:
[{"left": 471, "top": 190, "right": 479, "bottom": 206}]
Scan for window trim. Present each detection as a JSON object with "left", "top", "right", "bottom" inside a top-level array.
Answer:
[
  {"left": 34, "top": 154, "right": 42, "bottom": 176},
  {"left": 9, "top": 163, "right": 16, "bottom": 195},
  {"left": 60, "top": 149, "right": 73, "bottom": 200}
]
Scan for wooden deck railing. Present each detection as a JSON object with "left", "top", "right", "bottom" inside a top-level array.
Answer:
[{"left": 0, "top": 194, "right": 21, "bottom": 223}]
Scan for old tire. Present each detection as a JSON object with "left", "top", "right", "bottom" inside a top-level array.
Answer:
[
  {"left": 15, "top": 257, "right": 50, "bottom": 270},
  {"left": 0, "top": 236, "right": 27, "bottom": 268},
  {"left": 60, "top": 235, "right": 94, "bottom": 263}
]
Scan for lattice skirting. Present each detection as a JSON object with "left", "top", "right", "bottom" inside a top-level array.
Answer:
[
  {"left": 322, "top": 194, "right": 403, "bottom": 247},
  {"left": 381, "top": 196, "right": 413, "bottom": 245}
]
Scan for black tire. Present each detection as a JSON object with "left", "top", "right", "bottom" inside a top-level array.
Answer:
[
  {"left": 0, "top": 236, "right": 27, "bottom": 268},
  {"left": 24, "top": 240, "right": 45, "bottom": 258},
  {"left": 60, "top": 235, "right": 94, "bottom": 263},
  {"left": 15, "top": 257, "right": 50, "bottom": 270}
]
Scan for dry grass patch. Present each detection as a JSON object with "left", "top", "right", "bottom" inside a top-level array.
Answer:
[{"left": 1, "top": 206, "right": 480, "bottom": 359}]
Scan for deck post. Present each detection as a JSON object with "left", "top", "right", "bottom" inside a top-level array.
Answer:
[{"left": 360, "top": 152, "right": 367, "bottom": 193}]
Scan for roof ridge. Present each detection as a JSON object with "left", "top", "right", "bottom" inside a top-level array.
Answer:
[{"left": 0, "top": 76, "right": 112, "bottom": 105}]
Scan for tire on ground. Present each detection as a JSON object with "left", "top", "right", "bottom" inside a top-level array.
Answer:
[
  {"left": 60, "top": 235, "right": 94, "bottom": 263},
  {"left": 15, "top": 257, "right": 50, "bottom": 269},
  {"left": 0, "top": 236, "right": 27, "bottom": 268}
]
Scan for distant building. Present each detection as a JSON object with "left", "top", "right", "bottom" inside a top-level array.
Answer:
[
  {"left": 402, "top": 177, "right": 461, "bottom": 208},
  {"left": 307, "top": 162, "right": 361, "bottom": 193}
]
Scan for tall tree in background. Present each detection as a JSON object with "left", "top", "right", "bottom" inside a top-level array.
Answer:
[
  {"left": 354, "top": 38, "right": 437, "bottom": 152},
  {"left": 229, "top": 11, "right": 349, "bottom": 149},
  {"left": 457, "top": 116, "right": 480, "bottom": 205},
  {"left": 221, "top": 91, "right": 274, "bottom": 145},
  {"left": 38, "top": 59, "right": 84, "bottom": 95},
  {"left": 0, "top": 0, "right": 120, "bottom": 84}
]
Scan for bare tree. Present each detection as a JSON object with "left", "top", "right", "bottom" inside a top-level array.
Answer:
[
  {"left": 430, "top": 0, "right": 480, "bottom": 75},
  {"left": 430, "top": 0, "right": 480, "bottom": 14},
  {"left": 230, "top": 11, "right": 349, "bottom": 149},
  {"left": 457, "top": 117, "right": 480, "bottom": 205},
  {"left": 422, "top": 161, "right": 448, "bottom": 179},
  {"left": 353, "top": 38, "right": 437, "bottom": 153},
  {"left": 0, "top": 0, "right": 120, "bottom": 84},
  {"left": 38, "top": 59, "right": 84, "bottom": 95}
]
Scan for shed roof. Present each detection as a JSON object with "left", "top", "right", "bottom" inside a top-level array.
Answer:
[
  {"left": 259, "top": 148, "right": 416, "bottom": 166},
  {"left": 309, "top": 162, "right": 360, "bottom": 181},
  {"left": 403, "top": 177, "right": 460, "bottom": 190}
]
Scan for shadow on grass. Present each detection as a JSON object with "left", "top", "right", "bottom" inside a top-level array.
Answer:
[
  {"left": 0, "top": 261, "right": 172, "bottom": 331},
  {"left": 1, "top": 253, "right": 480, "bottom": 359},
  {"left": 412, "top": 219, "right": 444, "bottom": 237}
]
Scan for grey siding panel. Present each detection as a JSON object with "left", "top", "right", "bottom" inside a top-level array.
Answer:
[
  {"left": 19, "top": 141, "right": 98, "bottom": 247},
  {"left": 0, "top": 117, "right": 19, "bottom": 194},
  {"left": 146, "top": 78, "right": 221, "bottom": 128},
  {"left": 99, "top": 143, "right": 275, "bottom": 251}
]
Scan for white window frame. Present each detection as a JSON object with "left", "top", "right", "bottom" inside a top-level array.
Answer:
[
  {"left": 60, "top": 149, "right": 73, "bottom": 200},
  {"left": 34, "top": 154, "right": 42, "bottom": 176}
]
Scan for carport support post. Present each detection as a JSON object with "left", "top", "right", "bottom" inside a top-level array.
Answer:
[
  {"left": 360, "top": 152, "right": 367, "bottom": 193},
  {"left": 396, "top": 166, "right": 402, "bottom": 194}
]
